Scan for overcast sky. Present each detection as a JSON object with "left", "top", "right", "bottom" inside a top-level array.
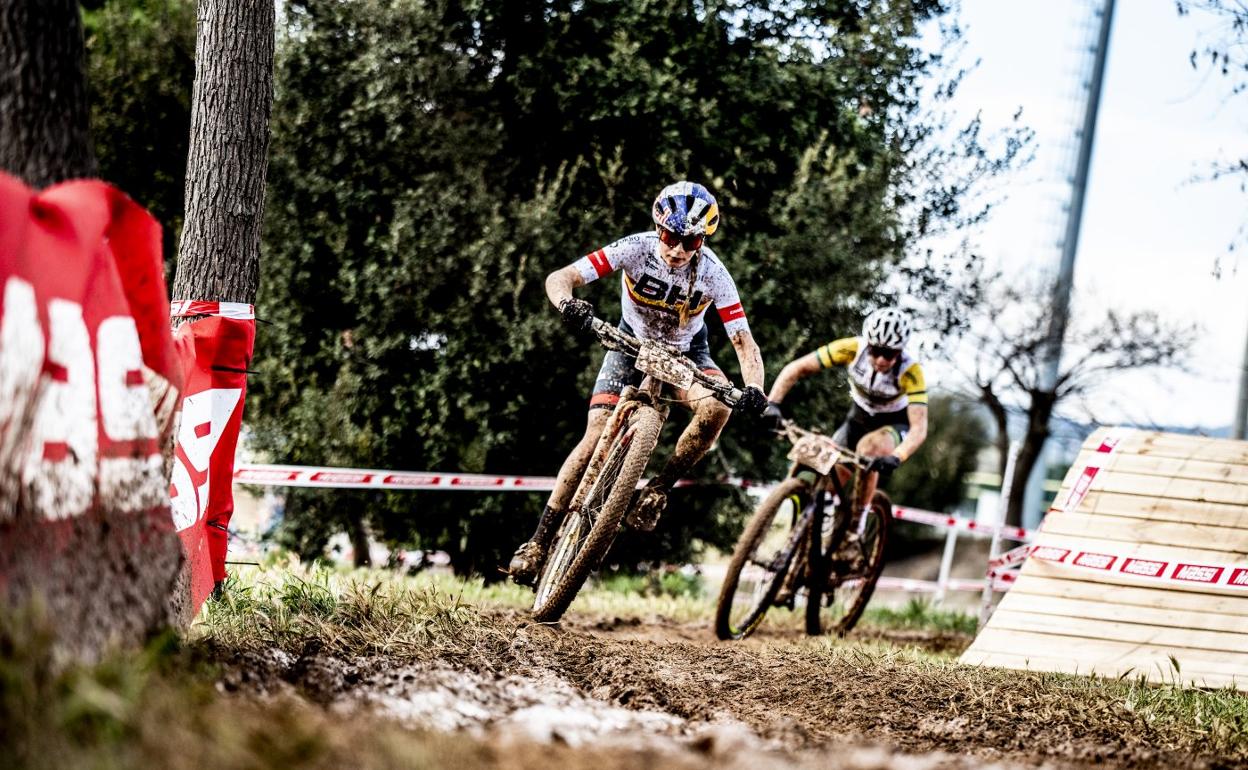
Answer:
[{"left": 918, "top": 0, "right": 1248, "bottom": 431}]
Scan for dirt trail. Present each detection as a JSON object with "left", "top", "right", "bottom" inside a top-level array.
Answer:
[{"left": 209, "top": 603, "right": 1241, "bottom": 770}]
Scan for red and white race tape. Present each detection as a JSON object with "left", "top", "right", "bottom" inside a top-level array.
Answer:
[
  {"left": 1051, "top": 430, "right": 1123, "bottom": 514},
  {"left": 170, "top": 300, "right": 256, "bottom": 320},
  {"left": 1026, "top": 545, "right": 1248, "bottom": 591},
  {"left": 234, "top": 464, "right": 561, "bottom": 490},
  {"left": 234, "top": 463, "right": 1026, "bottom": 544},
  {"left": 988, "top": 542, "right": 1034, "bottom": 572},
  {"left": 892, "top": 506, "right": 1035, "bottom": 542},
  {"left": 232, "top": 463, "right": 761, "bottom": 492}
]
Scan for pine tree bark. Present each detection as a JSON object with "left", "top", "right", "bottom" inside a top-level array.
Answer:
[
  {"left": 171, "top": 0, "right": 274, "bottom": 304},
  {"left": 0, "top": 0, "right": 98, "bottom": 187}
]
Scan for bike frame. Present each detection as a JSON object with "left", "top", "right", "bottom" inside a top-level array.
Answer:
[{"left": 561, "top": 318, "right": 743, "bottom": 541}]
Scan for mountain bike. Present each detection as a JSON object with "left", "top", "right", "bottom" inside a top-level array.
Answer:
[
  {"left": 531, "top": 317, "right": 745, "bottom": 623},
  {"left": 714, "top": 420, "right": 892, "bottom": 640}
]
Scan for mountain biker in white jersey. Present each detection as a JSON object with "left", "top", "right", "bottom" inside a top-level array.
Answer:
[
  {"left": 508, "top": 181, "right": 768, "bottom": 585},
  {"left": 763, "top": 308, "right": 929, "bottom": 514}
]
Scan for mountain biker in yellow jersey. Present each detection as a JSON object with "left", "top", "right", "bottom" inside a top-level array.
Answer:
[
  {"left": 508, "top": 181, "right": 768, "bottom": 585},
  {"left": 763, "top": 308, "right": 928, "bottom": 516}
]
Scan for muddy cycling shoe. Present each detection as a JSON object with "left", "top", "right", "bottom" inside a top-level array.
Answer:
[
  {"left": 831, "top": 532, "right": 866, "bottom": 574},
  {"left": 508, "top": 541, "right": 547, "bottom": 587},
  {"left": 625, "top": 484, "right": 668, "bottom": 532}
]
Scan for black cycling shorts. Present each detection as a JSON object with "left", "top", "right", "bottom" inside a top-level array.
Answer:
[{"left": 831, "top": 403, "right": 911, "bottom": 451}]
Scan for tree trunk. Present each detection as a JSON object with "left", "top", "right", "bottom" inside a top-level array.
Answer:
[
  {"left": 979, "top": 384, "right": 1011, "bottom": 477},
  {"left": 0, "top": 0, "right": 97, "bottom": 186},
  {"left": 1004, "top": 389, "right": 1057, "bottom": 527},
  {"left": 171, "top": 0, "right": 274, "bottom": 304},
  {"left": 349, "top": 511, "right": 372, "bottom": 568},
  {"left": 164, "top": 0, "right": 273, "bottom": 615},
  {"left": 0, "top": 1, "right": 185, "bottom": 660}
]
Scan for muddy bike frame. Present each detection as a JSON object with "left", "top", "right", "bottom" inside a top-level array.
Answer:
[
  {"left": 531, "top": 317, "right": 744, "bottom": 620},
  {"left": 715, "top": 419, "right": 884, "bottom": 639}
]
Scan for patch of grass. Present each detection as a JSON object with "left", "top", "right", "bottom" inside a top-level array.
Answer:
[
  {"left": 10, "top": 566, "right": 1246, "bottom": 768},
  {"left": 860, "top": 598, "right": 978, "bottom": 635}
]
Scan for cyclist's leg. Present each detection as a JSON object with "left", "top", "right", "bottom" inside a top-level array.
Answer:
[
  {"left": 510, "top": 347, "right": 637, "bottom": 580},
  {"left": 651, "top": 327, "right": 730, "bottom": 489},
  {"left": 831, "top": 407, "right": 869, "bottom": 493},
  {"left": 629, "top": 329, "right": 729, "bottom": 528},
  {"left": 626, "top": 374, "right": 730, "bottom": 531},
  {"left": 853, "top": 413, "right": 908, "bottom": 511},
  {"left": 655, "top": 374, "right": 732, "bottom": 486}
]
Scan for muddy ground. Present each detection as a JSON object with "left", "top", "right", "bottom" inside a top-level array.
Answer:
[{"left": 204, "top": 598, "right": 1244, "bottom": 770}]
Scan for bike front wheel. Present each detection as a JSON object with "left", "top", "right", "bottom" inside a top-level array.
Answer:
[
  {"left": 714, "top": 477, "right": 812, "bottom": 641},
  {"left": 531, "top": 405, "right": 664, "bottom": 623},
  {"left": 805, "top": 490, "right": 891, "bottom": 636}
]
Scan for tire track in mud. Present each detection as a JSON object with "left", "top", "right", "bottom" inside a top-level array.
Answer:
[{"left": 211, "top": 610, "right": 1234, "bottom": 769}]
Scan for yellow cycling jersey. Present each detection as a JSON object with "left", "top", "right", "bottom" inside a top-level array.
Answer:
[{"left": 815, "top": 336, "right": 927, "bottom": 415}]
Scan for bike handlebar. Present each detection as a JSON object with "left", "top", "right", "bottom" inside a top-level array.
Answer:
[
  {"left": 776, "top": 417, "right": 873, "bottom": 471},
  {"left": 588, "top": 317, "right": 745, "bottom": 408}
]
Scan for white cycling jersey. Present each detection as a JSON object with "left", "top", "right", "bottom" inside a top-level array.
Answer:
[{"left": 573, "top": 231, "right": 750, "bottom": 350}]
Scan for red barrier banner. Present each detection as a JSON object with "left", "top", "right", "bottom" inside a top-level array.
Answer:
[
  {"left": 0, "top": 173, "right": 181, "bottom": 590},
  {"left": 168, "top": 303, "right": 255, "bottom": 609}
]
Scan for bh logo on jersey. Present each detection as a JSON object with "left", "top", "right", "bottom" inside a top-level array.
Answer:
[{"left": 628, "top": 274, "right": 705, "bottom": 312}]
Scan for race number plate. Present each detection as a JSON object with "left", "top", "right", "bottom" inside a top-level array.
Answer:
[
  {"left": 787, "top": 433, "right": 843, "bottom": 475},
  {"left": 635, "top": 340, "right": 695, "bottom": 389}
]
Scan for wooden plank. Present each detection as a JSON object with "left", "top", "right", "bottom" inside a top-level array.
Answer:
[
  {"left": 1008, "top": 575, "right": 1248, "bottom": 617},
  {"left": 1066, "top": 450, "right": 1248, "bottom": 485},
  {"left": 1037, "top": 511, "right": 1248, "bottom": 556},
  {"left": 962, "top": 649, "right": 1244, "bottom": 691},
  {"left": 1093, "top": 430, "right": 1248, "bottom": 466},
  {"left": 964, "top": 646, "right": 1242, "bottom": 684},
  {"left": 987, "top": 608, "right": 1248, "bottom": 654},
  {"left": 1086, "top": 472, "right": 1248, "bottom": 507},
  {"left": 962, "top": 628, "right": 1248, "bottom": 678},
  {"left": 1074, "top": 491, "right": 1248, "bottom": 530},
  {"left": 993, "top": 591, "right": 1248, "bottom": 634},
  {"left": 960, "top": 428, "right": 1248, "bottom": 692}
]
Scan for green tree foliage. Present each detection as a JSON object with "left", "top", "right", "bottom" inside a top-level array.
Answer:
[
  {"left": 83, "top": 0, "right": 196, "bottom": 265},
  {"left": 249, "top": 0, "right": 1026, "bottom": 575}
]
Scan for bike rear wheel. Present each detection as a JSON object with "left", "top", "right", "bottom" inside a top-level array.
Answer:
[
  {"left": 804, "top": 490, "right": 891, "bottom": 636},
  {"left": 532, "top": 405, "right": 664, "bottom": 623},
  {"left": 714, "top": 477, "right": 812, "bottom": 641}
]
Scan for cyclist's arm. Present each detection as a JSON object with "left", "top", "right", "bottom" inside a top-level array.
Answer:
[
  {"left": 893, "top": 361, "right": 929, "bottom": 461},
  {"left": 766, "top": 352, "right": 821, "bottom": 403},
  {"left": 894, "top": 402, "right": 928, "bottom": 462},
  {"left": 768, "top": 337, "right": 857, "bottom": 403},
  {"left": 545, "top": 264, "right": 588, "bottom": 310},
  {"left": 728, "top": 330, "right": 765, "bottom": 391}
]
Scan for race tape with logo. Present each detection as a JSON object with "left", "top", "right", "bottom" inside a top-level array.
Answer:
[
  {"left": 1024, "top": 544, "right": 1248, "bottom": 591},
  {"left": 233, "top": 464, "right": 757, "bottom": 492},
  {"left": 986, "top": 542, "right": 1248, "bottom": 592},
  {"left": 232, "top": 462, "right": 1029, "bottom": 542}
]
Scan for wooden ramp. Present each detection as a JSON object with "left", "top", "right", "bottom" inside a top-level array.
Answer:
[{"left": 959, "top": 428, "right": 1248, "bottom": 691}]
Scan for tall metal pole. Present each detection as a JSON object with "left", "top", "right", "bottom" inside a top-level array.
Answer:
[
  {"left": 1040, "top": 0, "right": 1117, "bottom": 392},
  {"left": 1023, "top": 0, "right": 1117, "bottom": 528}
]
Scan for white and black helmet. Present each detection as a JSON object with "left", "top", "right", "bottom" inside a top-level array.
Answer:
[{"left": 862, "top": 308, "right": 912, "bottom": 349}]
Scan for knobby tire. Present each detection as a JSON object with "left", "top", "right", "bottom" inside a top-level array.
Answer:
[
  {"left": 714, "top": 477, "right": 812, "bottom": 641},
  {"left": 804, "top": 490, "right": 892, "bottom": 636},
  {"left": 531, "top": 405, "right": 664, "bottom": 623}
]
